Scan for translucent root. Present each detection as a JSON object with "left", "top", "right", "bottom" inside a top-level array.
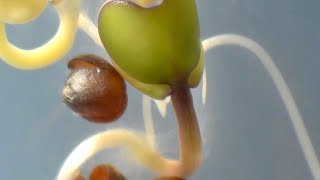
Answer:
[
  {"left": 0, "top": 0, "right": 48, "bottom": 24},
  {"left": 0, "top": 0, "right": 80, "bottom": 69},
  {"left": 104, "top": 0, "right": 163, "bottom": 8},
  {"left": 153, "top": 96, "right": 171, "bottom": 118},
  {"left": 202, "top": 34, "right": 320, "bottom": 180},
  {"left": 201, "top": 68, "right": 207, "bottom": 105},
  {"left": 57, "top": 129, "right": 182, "bottom": 180},
  {"left": 78, "top": 13, "right": 104, "bottom": 48},
  {"left": 143, "top": 95, "right": 157, "bottom": 148}
]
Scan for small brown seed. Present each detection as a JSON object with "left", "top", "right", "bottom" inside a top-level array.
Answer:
[
  {"left": 153, "top": 177, "right": 186, "bottom": 180},
  {"left": 90, "top": 164, "right": 126, "bottom": 180},
  {"left": 63, "top": 54, "right": 127, "bottom": 123}
]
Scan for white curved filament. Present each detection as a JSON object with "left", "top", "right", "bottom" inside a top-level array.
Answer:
[
  {"left": 0, "top": 0, "right": 80, "bottom": 69},
  {"left": 202, "top": 34, "right": 320, "bottom": 180}
]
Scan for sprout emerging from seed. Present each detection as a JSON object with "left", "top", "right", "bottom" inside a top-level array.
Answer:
[
  {"left": 1, "top": 0, "right": 319, "bottom": 180},
  {"left": 58, "top": 1, "right": 320, "bottom": 180}
]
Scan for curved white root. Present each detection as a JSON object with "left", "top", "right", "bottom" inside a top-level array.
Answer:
[
  {"left": 0, "top": 0, "right": 48, "bottom": 24},
  {"left": 202, "top": 34, "right": 320, "bottom": 180},
  {"left": 57, "top": 129, "right": 181, "bottom": 180},
  {"left": 0, "top": 0, "right": 80, "bottom": 69}
]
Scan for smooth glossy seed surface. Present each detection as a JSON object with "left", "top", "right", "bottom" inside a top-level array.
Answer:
[{"left": 63, "top": 54, "right": 127, "bottom": 123}]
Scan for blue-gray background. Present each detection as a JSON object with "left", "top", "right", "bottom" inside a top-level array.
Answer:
[{"left": 0, "top": 0, "right": 319, "bottom": 179}]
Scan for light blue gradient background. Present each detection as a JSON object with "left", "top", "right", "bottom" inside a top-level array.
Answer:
[{"left": 0, "top": 0, "right": 319, "bottom": 179}]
